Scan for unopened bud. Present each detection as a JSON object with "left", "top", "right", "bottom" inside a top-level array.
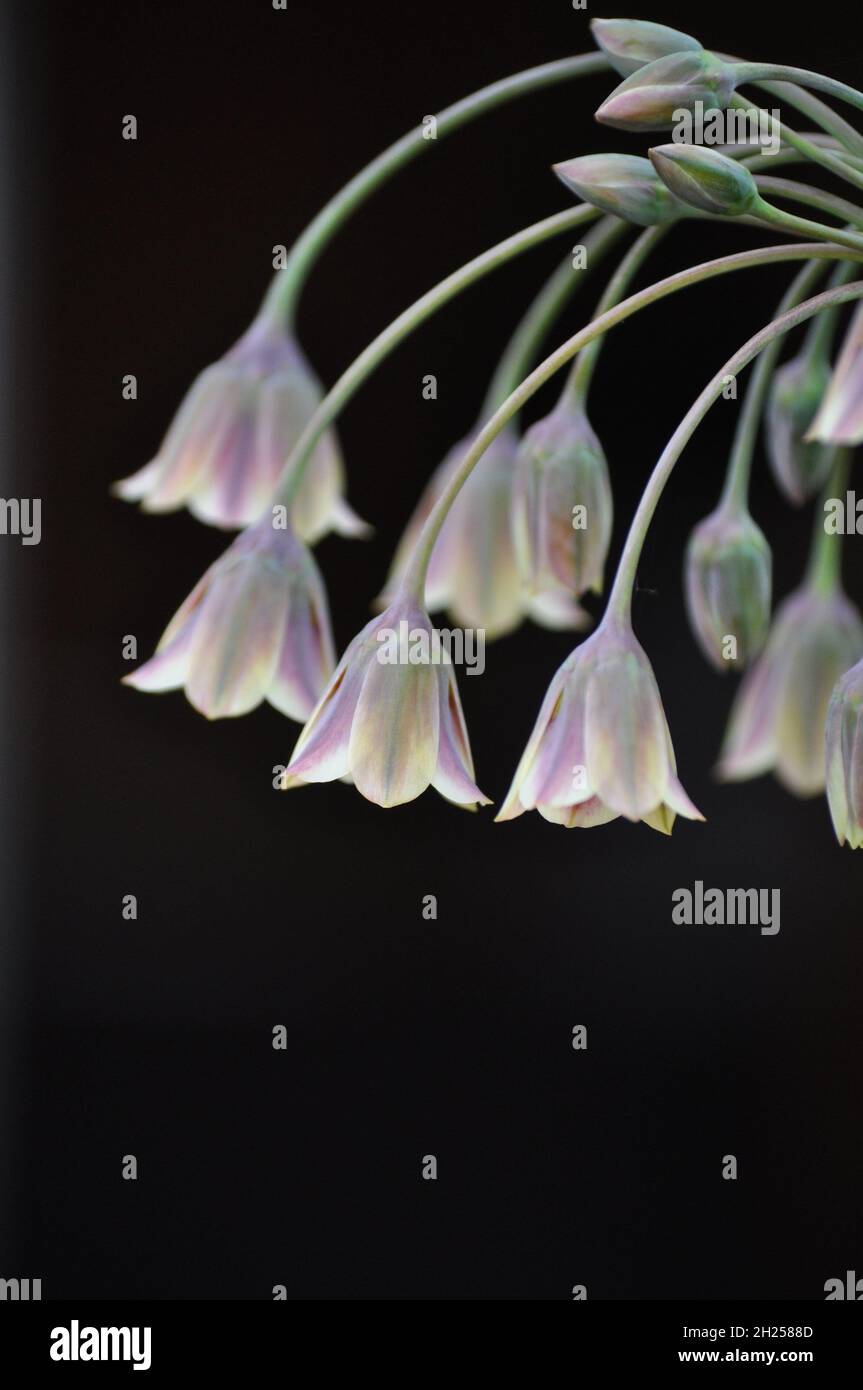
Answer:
[
  {"left": 685, "top": 504, "right": 772, "bottom": 671},
  {"left": 590, "top": 18, "right": 703, "bottom": 78},
  {"left": 649, "top": 144, "right": 758, "bottom": 216},
  {"left": 553, "top": 153, "right": 680, "bottom": 227},
  {"left": 596, "top": 51, "right": 738, "bottom": 133},
  {"left": 767, "top": 353, "right": 834, "bottom": 503}
]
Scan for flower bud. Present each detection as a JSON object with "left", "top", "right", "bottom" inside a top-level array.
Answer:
[
  {"left": 685, "top": 505, "right": 772, "bottom": 670},
  {"left": 590, "top": 18, "right": 703, "bottom": 78},
  {"left": 766, "top": 353, "right": 834, "bottom": 503},
  {"left": 553, "top": 153, "right": 680, "bottom": 228},
  {"left": 807, "top": 300, "right": 863, "bottom": 447},
  {"left": 511, "top": 395, "right": 612, "bottom": 612},
  {"left": 596, "top": 51, "right": 738, "bottom": 133},
  {"left": 825, "top": 656, "right": 863, "bottom": 848},
  {"left": 649, "top": 144, "right": 758, "bottom": 217}
]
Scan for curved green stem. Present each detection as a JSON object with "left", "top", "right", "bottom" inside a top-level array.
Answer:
[
  {"left": 751, "top": 81, "right": 863, "bottom": 157},
  {"left": 396, "top": 244, "right": 863, "bottom": 600},
  {"left": 752, "top": 196, "right": 863, "bottom": 252},
  {"left": 567, "top": 223, "right": 668, "bottom": 406},
  {"left": 735, "top": 97, "right": 863, "bottom": 194},
  {"left": 754, "top": 177, "right": 863, "bottom": 231},
  {"left": 257, "top": 52, "right": 611, "bottom": 329},
  {"left": 807, "top": 447, "right": 851, "bottom": 594},
  {"left": 483, "top": 216, "right": 629, "bottom": 414},
  {"left": 720, "top": 259, "right": 830, "bottom": 510},
  {"left": 273, "top": 204, "right": 602, "bottom": 508},
  {"left": 606, "top": 287, "right": 863, "bottom": 626},
  {"left": 737, "top": 63, "right": 863, "bottom": 118}
]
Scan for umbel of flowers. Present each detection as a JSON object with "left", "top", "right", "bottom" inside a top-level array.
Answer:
[{"left": 120, "top": 18, "right": 863, "bottom": 846}]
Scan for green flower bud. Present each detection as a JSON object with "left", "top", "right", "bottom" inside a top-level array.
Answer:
[
  {"left": 596, "top": 51, "right": 738, "bottom": 133},
  {"left": 590, "top": 18, "right": 703, "bottom": 78},
  {"left": 649, "top": 144, "right": 758, "bottom": 216},
  {"left": 685, "top": 505, "right": 772, "bottom": 671},
  {"left": 553, "top": 153, "right": 680, "bottom": 227},
  {"left": 766, "top": 353, "right": 834, "bottom": 503}
]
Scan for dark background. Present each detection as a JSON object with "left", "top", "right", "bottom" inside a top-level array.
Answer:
[{"left": 1, "top": 0, "right": 861, "bottom": 1299}]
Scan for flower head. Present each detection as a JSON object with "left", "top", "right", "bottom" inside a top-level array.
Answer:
[
  {"left": 685, "top": 504, "right": 772, "bottom": 671},
  {"left": 766, "top": 352, "right": 834, "bottom": 503},
  {"left": 283, "top": 594, "right": 490, "bottom": 809},
  {"left": 718, "top": 584, "right": 863, "bottom": 794},
  {"left": 591, "top": 17, "right": 703, "bottom": 78},
  {"left": 511, "top": 395, "right": 612, "bottom": 620},
  {"left": 596, "top": 51, "right": 738, "bottom": 133},
  {"left": 124, "top": 514, "right": 335, "bottom": 720},
  {"left": 807, "top": 300, "right": 863, "bottom": 447},
  {"left": 497, "top": 621, "right": 703, "bottom": 832},
  {"left": 825, "top": 657, "right": 863, "bottom": 847},
  {"left": 114, "top": 312, "right": 368, "bottom": 541},
  {"left": 553, "top": 153, "right": 680, "bottom": 228}
]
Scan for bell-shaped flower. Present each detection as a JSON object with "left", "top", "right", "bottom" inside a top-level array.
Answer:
[
  {"left": 114, "top": 311, "right": 368, "bottom": 541},
  {"left": 282, "top": 594, "right": 490, "bottom": 809},
  {"left": 807, "top": 300, "right": 863, "bottom": 447},
  {"left": 511, "top": 395, "right": 611, "bottom": 623},
  {"left": 553, "top": 153, "right": 681, "bottom": 228},
  {"left": 766, "top": 352, "right": 834, "bottom": 503},
  {"left": 825, "top": 656, "right": 863, "bottom": 847},
  {"left": 380, "top": 427, "right": 529, "bottom": 639},
  {"left": 718, "top": 583, "right": 863, "bottom": 794},
  {"left": 684, "top": 503, "right": 772, "bottom": 671},
  {"left": 123, "top": 513, "right": 334, "bottom": 720},
  {"left": 595, "top": 51, "right": 738, "bottom": 133},
  {"left": 591, "top": 17, "right": 703, "bottom": 78},
  {"left": 497, "top": 620, "right": 703, "bottom": 833}
]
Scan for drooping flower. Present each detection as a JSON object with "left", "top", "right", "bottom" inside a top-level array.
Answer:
[
  {"left": 380, "top": 426, "right": 535, "bottom": 638},
  {"left": 123, "top": 514, "right": 334, "bottom": 720},
  {"left": 684, "top": 503, "right": 772, "bottom": 671},
  {"left": 825, "top": 656, "right": 863, "bottom": 847},
  {"left": 497, "top": 620, "right": 703, "bottom": 833},
  {"left": 595, "top": 51, "right": 738, "bottom": 133},
  {"left": 766, "top": 352, "right": 834, "bottom": 503},
  {"left": 114, "top": 311, "right": 368, "bottom": 541},
  {"left": 807, "top": 299, "right": 863, "bottom": 447},
  {"left": 718, "top": 584, "right": 863, "bottom": 794},
  {"left": 511, "top": 395, "right": 612, "bottom": 622},
  {"left": 553, "top": 153, "right": 680, "bottom": 227},
  {"left": 591, "top": 17, "right": 703, "bottom": 78},
  {"left": 283, "top": 594, "right": 490, "bottom": 809}
]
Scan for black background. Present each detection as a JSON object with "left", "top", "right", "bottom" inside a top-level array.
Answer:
[{"left": 1, "top": 0, "right": 861, "bottom": 1300}]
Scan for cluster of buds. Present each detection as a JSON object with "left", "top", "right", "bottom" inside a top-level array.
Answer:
[{"left": 117, "top": 15, "right": 863, "bottom": 851}]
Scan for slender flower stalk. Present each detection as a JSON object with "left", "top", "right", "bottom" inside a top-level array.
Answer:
[
  {"left": 395, "top": 246, "right": 863, "bottom": 605},
  {"left": 258, "top": 53, "right": 611, "bottom": 329}
]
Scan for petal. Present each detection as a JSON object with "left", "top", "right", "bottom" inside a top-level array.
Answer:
[
  {"left": 267, "top": 565, "right": 336, "bottom": 723},
  {"left": 495, "top": 663, "right": 570, "bottom": 822},
  {"left": 538, "top": 796, "right": 618, "bottom": 828},
  {"left": 141, "top": 367, "right": 243, "bottom": 512},
  {"left": 521, "top": 674, "right": 593, "bottom": 809},
  {"left": 285, "top": 623, "right": 379, "bottom": 783},
  {"left": 431, "top": 669, "right": 490, "bottom": 808},
  {"left": 348, "top": 643, "right": 440, "bottom": 807},
  {"left": 584, "top": 644, "right": 671, "bottom": 820},
  {"left": 184, "top": 554, "right": 289, "bottom": 718},
  {"left": 663, "top": 774, "right": 705, "bottom": 821},
  {"left": 122, "top": 615, "right": 200, "bottom": 693}
]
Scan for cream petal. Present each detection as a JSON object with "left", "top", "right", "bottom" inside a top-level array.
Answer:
[
  {"left": 348, "top": 641, "right": 440, "bottom": 807},
  {"left": 585, "top": 645, "right": 671, "bottom": 820},
  {"left": 663, "top": 774, "right": 704, "bottom": 821},
  {"left": 538, "top": 796, "right": 618, "bottom": 828},
  {"left": 285, "top": 627, "right": 375, "bottom": 783},
  {"left": 112, "top": 457, "right": 163, "bottom": 501},
  {"left": 431, "top": 669, "right": 490, "bottom": 808},
  {"left": 521, "top": 675, "right": 593, "bottom": 809},
  {"left": 495, "top": 664, "right": 570, "bottom": 821},
  {"left": 267, "top": 569, "right": 336, "bottom": 723},
  {"left": 122, "top": 616, "right": 200, "bottom": 693},
  {"left": 184, "top": 552, "right": 289, "bottom": 718},
  {"left": 642, "top": 802, "right": 676, "bottom": 835},
  {"left": 140, "top": 368, "right": 242, "bottom": 511}
]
